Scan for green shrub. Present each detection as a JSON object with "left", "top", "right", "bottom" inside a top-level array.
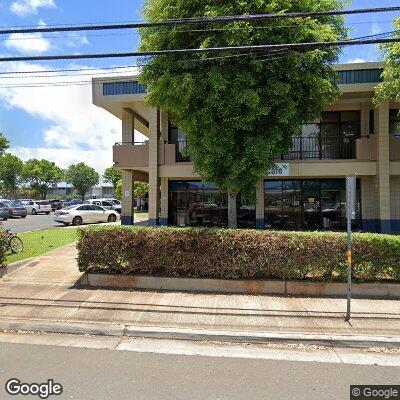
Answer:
[
  {"left": 76, "top": 227, "right": 400, "bottom": 283},
  {"left": 0, "top": 231, "right": 9, "bottom": 266}
]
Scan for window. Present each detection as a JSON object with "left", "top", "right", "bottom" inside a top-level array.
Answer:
[
  {"left": 288, "top": 111, "right": 360, "bottom": 160},
  {"left": 369, "top": 110, "right": 375, "bottom": 135},
  {"left": 390, "top": 109, "right": 400, "bottom": 138},
  {"left": 77, "top": 205, "right": 88, "bottom": 211},
  {"left": 265, "top": 179, "right": 361, "bottom": 231},
  {"left": 102, "top": 201, "right": 112, "bottom": 207},
  {"left": 93, "top": 205, "right": 104, "bottom": 211},
  {"left": 169, "top": 124, "right": 190, "bottom": 162}
]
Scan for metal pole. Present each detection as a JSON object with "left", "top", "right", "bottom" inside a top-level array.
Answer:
[
  {"left": 345, "top": 173, "right": 356, "bottom": 322},
  {"left": 345, "top": 215, "right": 352, "bottom": 321}
]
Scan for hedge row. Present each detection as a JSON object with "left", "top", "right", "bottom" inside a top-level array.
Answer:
[
  {"left": 77, "top": 227, "right": 400, "bottom": 283},
  {"left": 0, "top": 231, "right": 9, "bottom": 267}
]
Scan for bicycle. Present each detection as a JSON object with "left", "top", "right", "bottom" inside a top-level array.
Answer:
[{"left": 5, "top": 229, "right": 24, "bottom": 254}]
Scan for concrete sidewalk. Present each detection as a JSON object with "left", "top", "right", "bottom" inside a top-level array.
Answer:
[{"left": 0, "top": 243, "right": 400, "bottom": 347}]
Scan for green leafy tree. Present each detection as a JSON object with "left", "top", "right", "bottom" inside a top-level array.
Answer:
[
  {"left": 139, "top": 0, "right": 346, "bottom": 227},
  {"left": 115, "top": 179, "right": 122, "bottom": 200},
  {"left": 22, "top": 159, "right": 64, "bottom": 199},
  {"left": 0, "top": 154, "right": 23, "bottom": 197},
  {"left": 103, "top": 167, "right": 122, "bottom": 188},
  {"left": 134, "top": 182, "right": 149, "bottom": 202},
  {"left": 66, "top": 163, "right": 99, "bottom": 200},
  {"left": 374, "top": 20, "right": 400, "bottom": 106},
  {"left": 0, "top": 133, "right": 9, "bottom": 156}
]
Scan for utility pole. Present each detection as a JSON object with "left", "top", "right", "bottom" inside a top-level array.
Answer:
[{"left": 345, "top": 174, "right": 356, "bottom": 322}]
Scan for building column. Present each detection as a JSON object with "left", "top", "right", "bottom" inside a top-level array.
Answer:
[
  {"left": 122, "top": 110, "right": 134, "bottom": 142},
  {"left": 160, "top": 177, "right": 169, "bottom": 226},
  {"left": 148, "top": 108, "right": 160, "bottom": 226},
  {"left": 256, "top": 178, "right": 265, "bottom": 229},
  {"left": 120, "top": 110, "right": 135, "bottom": 225},
  {"left": 121, "top": 170, "right": 134, "bottom": 225},
  {"left": 375, "top": 102, "right": 391, "bottom": 233}
]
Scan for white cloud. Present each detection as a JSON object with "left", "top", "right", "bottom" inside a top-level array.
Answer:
[
  {"left": 4, "top": 33, "right": 51, "bottom": 54},
  {"left": 10, "top": 0, "right": 56, "bottom": 17},
  {"left": 3, "top": 20, "right": 51, "bottom": 54},
  {"left": 346, "top": 58, "right": 366, "bottom": 64},
  {"left": 0, "top": 61, "right": 144, "bottom": 173}
]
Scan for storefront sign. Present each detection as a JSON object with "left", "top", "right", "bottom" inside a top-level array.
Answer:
[{"left": 268, "top": 163, "right": 290, "bottom": 177}]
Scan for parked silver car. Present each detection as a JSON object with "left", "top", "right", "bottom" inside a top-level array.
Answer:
[
  {"left": 0, "top": 200, "right": 27, "bottom": 219},
  {"left": 87, "top": 199, "right": 121, "bottom": 213},
  {"left": 54, "top": 204, "right": 120, "bottom": 226},
  {"left": 21, "top": 200, "right": 52, "bottom": 215},
  {"left": 0, "top": 202, "right": 9, "bottom": 220}
]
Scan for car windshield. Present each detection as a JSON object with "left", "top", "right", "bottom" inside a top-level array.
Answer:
[
  {"left": 37, "top": 201, "right": 50, "bottom": 205},
  {"left": 11, "top": 201, "right": 22, "bottom": 206},
  {"left": 110, "top": 200, "right": 121, "bottom": 205}
]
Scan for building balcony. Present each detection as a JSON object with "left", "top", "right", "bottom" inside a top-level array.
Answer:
[
  {"left": 113, "top": 142, "right": 149, "bottom": 168},
  {"left": 281, "top": 136, "right": 358, "bottom": 161}
]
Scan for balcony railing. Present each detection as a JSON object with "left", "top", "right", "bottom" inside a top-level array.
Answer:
[
  {"left": 165, "top": 140, "right": 191, "bottom": 163},
  {"left": 281, "top": 136, "right": 357, "bottom": 160},
  {"left": 115, "top": 141, "right": 148, "bottom": 146}
]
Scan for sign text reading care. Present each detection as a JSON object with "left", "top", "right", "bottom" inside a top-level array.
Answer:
[{"left": 268, "top": 163, "right": 290, "bottom": 177}]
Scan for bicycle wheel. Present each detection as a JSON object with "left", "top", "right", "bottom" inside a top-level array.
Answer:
[{"left": 9, "top": 236, "right": 23, "bottom": 254}]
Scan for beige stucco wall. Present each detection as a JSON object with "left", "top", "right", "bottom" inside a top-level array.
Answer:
[{"left": 98, "top": 62, "right": 400, "bottom": 230}]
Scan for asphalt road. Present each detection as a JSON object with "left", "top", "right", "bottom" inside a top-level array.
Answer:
[
  {"left": 0, "top": 341, "right": 398, "bottom": 400},
  {"left": 1, "top": 214, "right": 59, "bottom": 233}
]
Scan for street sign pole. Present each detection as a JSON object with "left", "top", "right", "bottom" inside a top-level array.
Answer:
[{"left": 345, "top": 174, "right": 356, "bottom": 322}]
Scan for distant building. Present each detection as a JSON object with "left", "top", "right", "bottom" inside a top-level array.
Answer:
[{"left": 47, "top": 182, "right": 115, "bottom": 199}]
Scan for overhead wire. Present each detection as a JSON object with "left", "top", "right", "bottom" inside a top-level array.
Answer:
[{"left": 1, "top": 6, "right": 400, "bottom": 35}]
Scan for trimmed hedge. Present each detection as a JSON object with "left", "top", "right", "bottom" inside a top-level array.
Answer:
[
  {"left": 0, "top": 231, "right": 10, "bottom": 266},
  {"left": 77, "top": 227, "right": 400, "bottom": 283}
]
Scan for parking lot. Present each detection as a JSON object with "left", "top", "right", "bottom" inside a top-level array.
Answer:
[
  {"left": 2, "top": 213, "right": 65, "bottom": 233},
  {"left": 1, "top": 212, "right": 149, "bottom": 234}
]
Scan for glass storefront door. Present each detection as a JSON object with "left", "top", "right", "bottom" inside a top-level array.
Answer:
[
  {"left": 169, "top": 181, "right": 255, "bottom": 228},
  {"left": 265, "top": 179, "right": 361, "bottom": 231}
]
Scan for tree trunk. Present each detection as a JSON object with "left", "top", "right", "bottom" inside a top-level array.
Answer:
[{"left": 227, "top": 190, "right": 237, "bottom": 229}]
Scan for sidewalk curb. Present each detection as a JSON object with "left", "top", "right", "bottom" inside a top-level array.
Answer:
[
  {"left": 0, "top": 320, "right": 125, "bottom": 337},
  {"left": 123, "top": 326, "right": 400, "bottom": 349},
  {"left": 0, "top": 319, "right": 399, "bottom": 349}
]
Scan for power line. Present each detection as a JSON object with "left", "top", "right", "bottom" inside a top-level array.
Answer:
[
  {"left": 4, "top": 19, "right": 396, "bottom": 41},
  {"left": 0, "top": 51, "right": 291, "bottom": 81},
  {"left": 1, "top": 6, "right": 400, "bottom": 35},
  {"left": 0, "top": 36, "right": 398, "bottom": 63}
]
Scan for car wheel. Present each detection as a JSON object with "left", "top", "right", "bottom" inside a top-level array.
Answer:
[
  {"left": 45, "top": 212, "right": 50, "bottom": 215},
  {"left": 21, "top": 215, "right": 26, "bottom": 219},
  {"left": 32, "top": 209, "right": 37, "bottom": 215},
  {"left": 108, "top": 214, "right": 117, "bottom": 223},
  {"left": 63, "top": 222, "right": 70, "bottom": 226},
  {"left": 3, "top": 218, "right": 7, "bottom": 221},
  {"left": 72, "top": 216, "right": 83, "bottom": 226}
]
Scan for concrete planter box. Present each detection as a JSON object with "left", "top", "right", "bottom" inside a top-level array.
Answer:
[{"left": 79, "top": 273, "right": 400, "bottom": 299}]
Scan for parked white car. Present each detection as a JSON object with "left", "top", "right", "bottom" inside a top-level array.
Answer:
[
  {"left": 21, "top": 200, "right": 52, "bottom": 215},
  {"left": 87, "top": 199, "right": 121, "bottom": 213},
  {"left": 54, "top": 204, "right": 120, "bottom": 226}
]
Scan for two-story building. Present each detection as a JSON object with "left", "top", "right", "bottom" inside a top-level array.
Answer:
[{"left": 92, "top": 62, "right": 400, "bottom": 234}]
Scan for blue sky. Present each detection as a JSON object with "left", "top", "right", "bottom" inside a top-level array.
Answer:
[{"left": 0, "top": 0, "right": 399, "bottom": 173}]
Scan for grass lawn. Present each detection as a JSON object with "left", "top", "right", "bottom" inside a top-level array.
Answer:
[{"left": 6, "top": 228, "right": 79, "bottom": 264}]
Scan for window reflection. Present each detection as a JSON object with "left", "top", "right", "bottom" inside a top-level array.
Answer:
[
  {"left": 169, "top": 181, "right": 255, "bottom": 228},
  {"left": 265, "top": 179, "right": 361, "bottom": 231}
]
